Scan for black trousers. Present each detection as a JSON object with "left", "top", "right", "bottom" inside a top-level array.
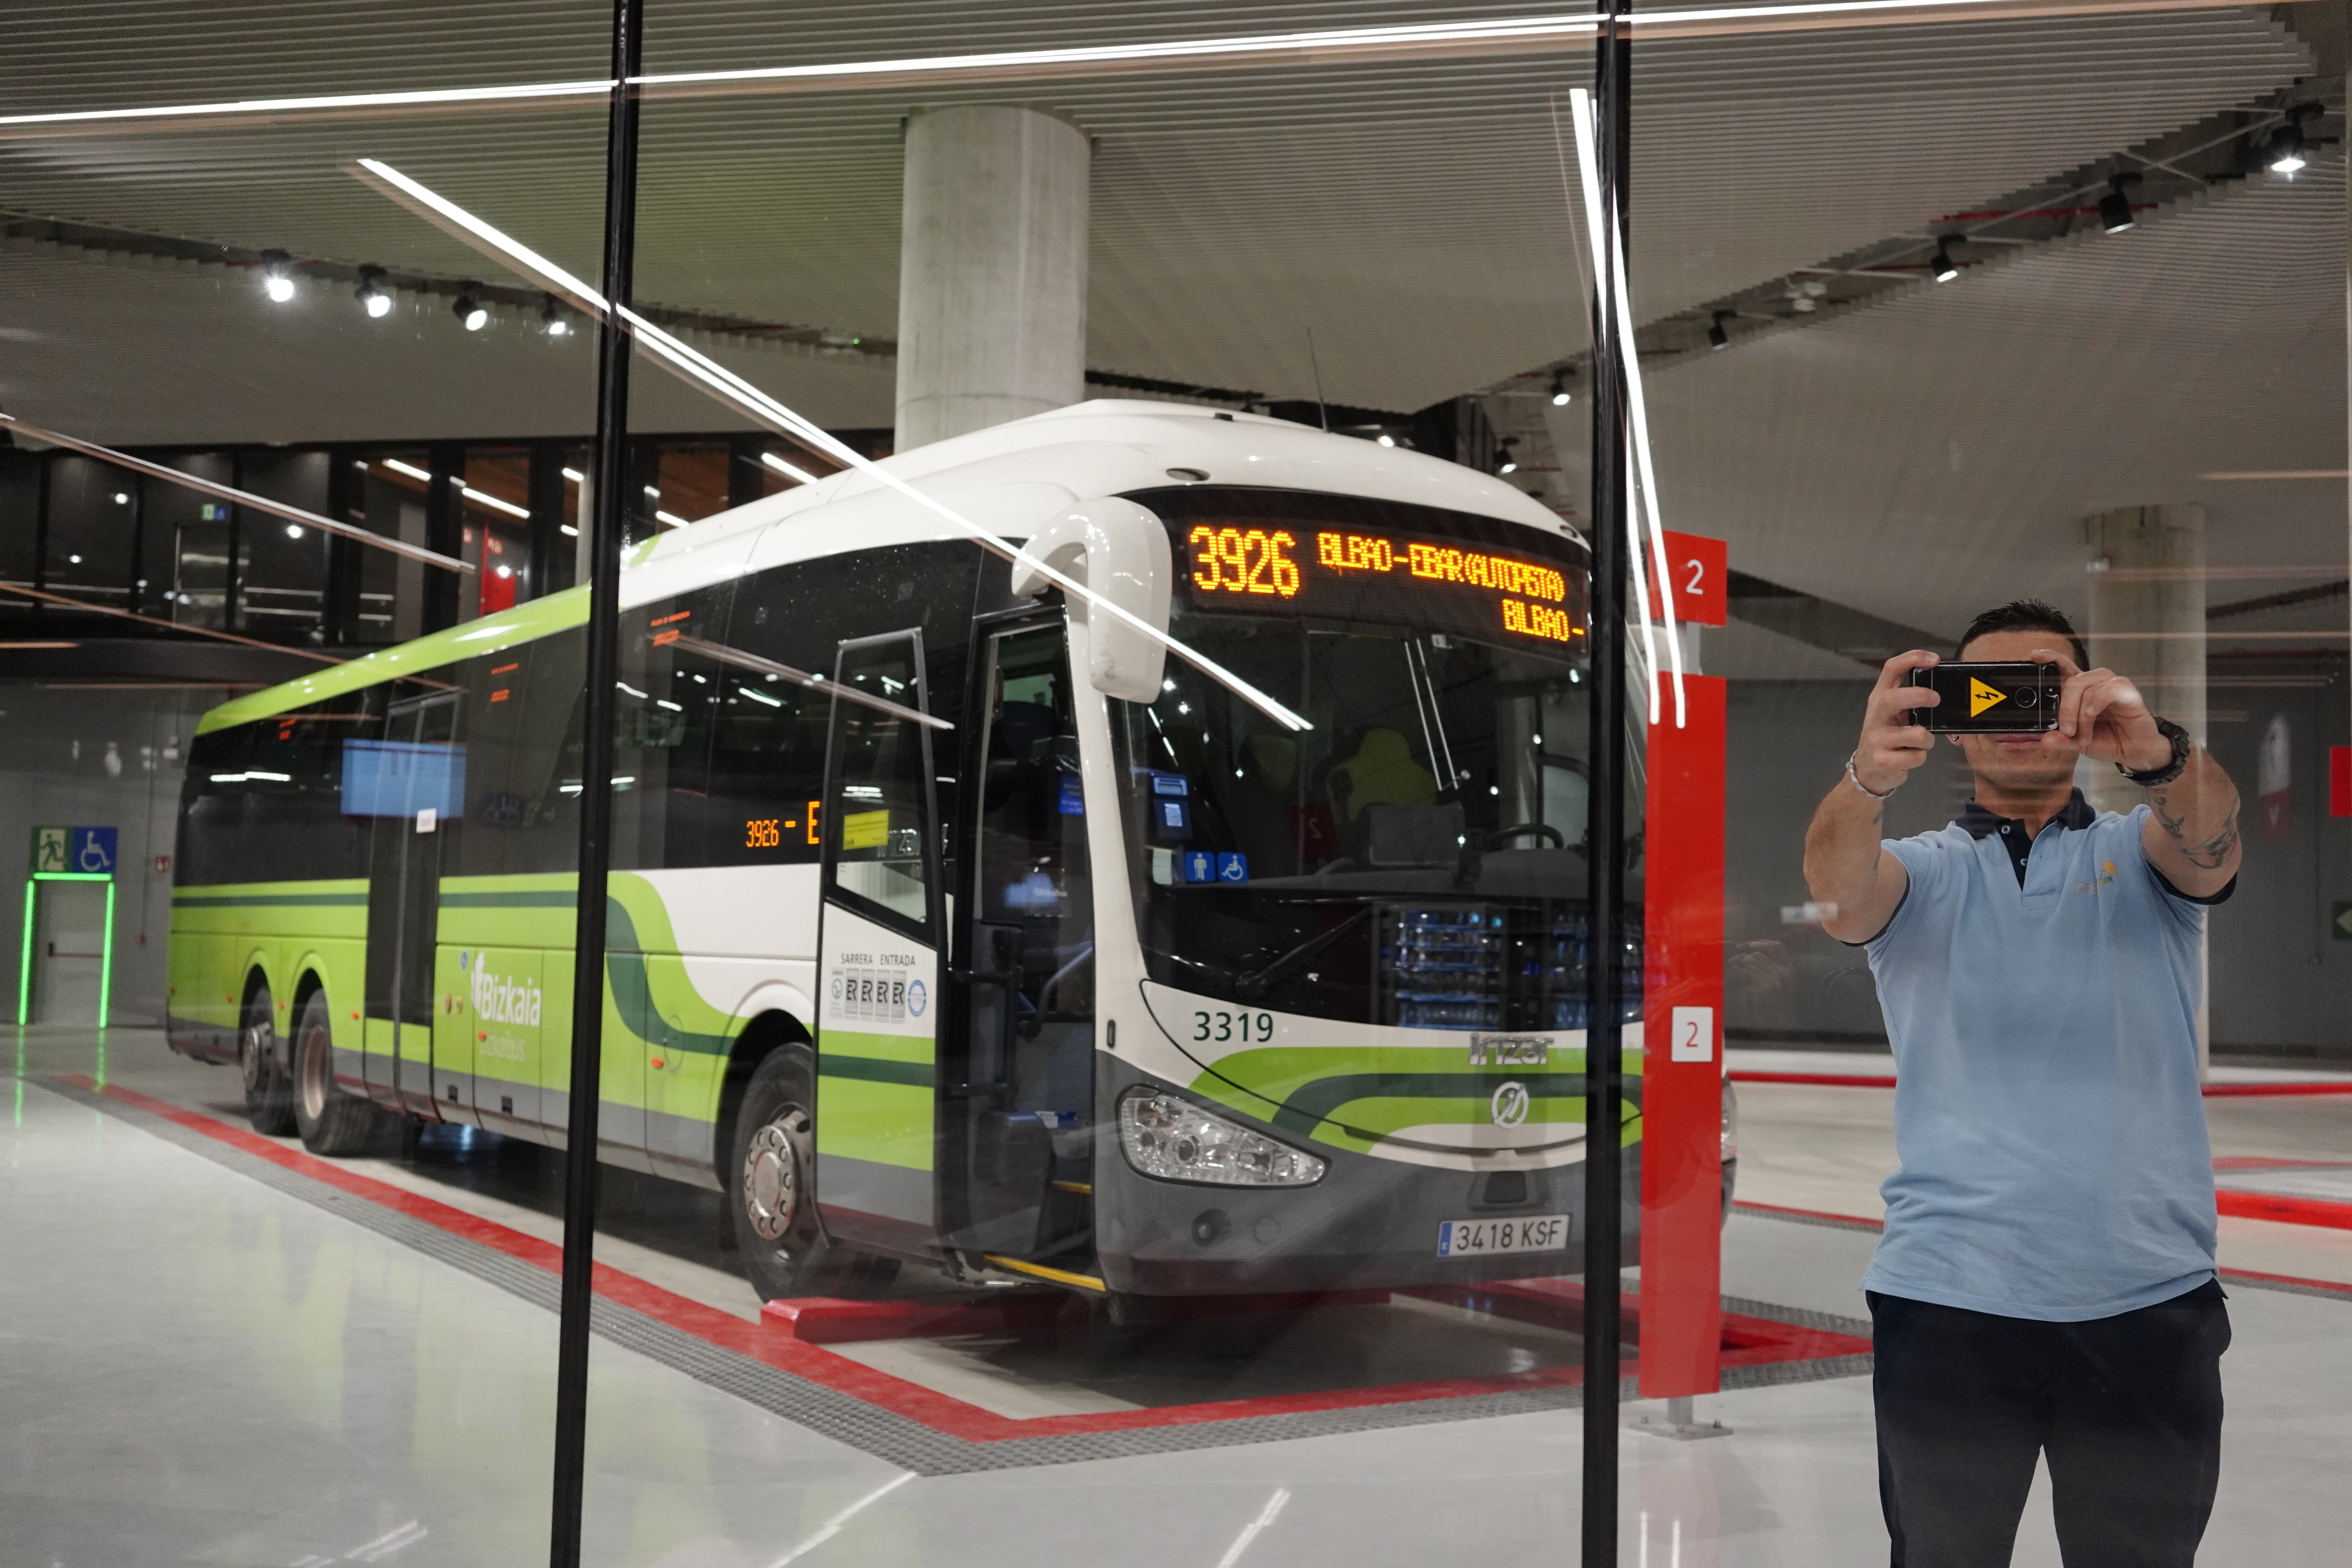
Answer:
[{"left": 1870, "top": 1279, "right": 2229, "bottom": 1568}]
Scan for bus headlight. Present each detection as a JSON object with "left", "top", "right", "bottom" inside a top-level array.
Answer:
[{"left": 1118, "top": 1089, "right": 1327, "bottom": 1187}]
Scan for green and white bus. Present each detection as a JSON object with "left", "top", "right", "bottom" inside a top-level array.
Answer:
[{"left": 168, "top": 400, "right": 1642, "bottom": 1307}]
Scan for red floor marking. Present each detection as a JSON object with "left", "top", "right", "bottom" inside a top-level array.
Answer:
[
  {"left": 1731, "top": 1197, "right": 2352, "bottom": 1301},
  {"left": 2216, "top": 1266, "right": 2352, "bottom": 1300},
  {"left": 763, "top": 1293, "right": 1082, "bottom": 1345},
  {"left": 2201, "top": 1082, "right": 2352, "bottom": 1097},
  {"left": 69, "top": 1076, "right": 1858, "bottom": 1442},
  {"left": 2216, "top": 1190, "right": 2352, "bottom": 1232},
  {"left": 763, "top": 1286, "right": 1392, "bottom": 1345},
  {"left": 1731, "top": 1071, "right": 2352, "bottom": 1097},
  {"left": 2212, "top": 1156, "right": 2352, "bottom": 1172},
  {"left": 1730, "top": 1071, "right": 1898, "bottom": 1089},
  {"left": 1403, "top": 1277, "right": 1871, "bottom": 1367},
  {"left": 1733, "top": 1198, "right": 1884, "bottom": 1230}
]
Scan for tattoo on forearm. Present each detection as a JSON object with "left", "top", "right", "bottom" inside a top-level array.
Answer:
[
  {"left": 2148, "top": 786, "right": 2187, "bottom": 840},
  {"left": 2183, "top": 811, "right": 2239, "bottom": 870}
]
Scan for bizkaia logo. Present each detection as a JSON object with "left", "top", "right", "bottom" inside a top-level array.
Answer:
[{"left": 468, "top": 952, "right": 543, "bottom": 1026}]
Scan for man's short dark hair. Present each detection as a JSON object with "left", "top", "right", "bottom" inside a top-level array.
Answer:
[{"left": 1958, "top": 599, "right": 2087, "bottom": 665}]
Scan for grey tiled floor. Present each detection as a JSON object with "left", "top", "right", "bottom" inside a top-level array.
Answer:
[{"left": 6, "top": 1029, "right": 2350, "bottom": 1564}]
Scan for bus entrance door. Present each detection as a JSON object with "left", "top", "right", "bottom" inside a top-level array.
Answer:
[
  {"left": 945, "top": 621, "right": 1096, "bottom": 1263},
  {"left": 363, "top": 691, "right": 461, "bottom": 1119},
  {"left": 810, "top": 631, "right": 947, "bottom": 1258}
]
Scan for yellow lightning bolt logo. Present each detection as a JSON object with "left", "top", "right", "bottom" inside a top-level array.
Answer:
[{"left": 1969, "top": 677, "right": 2007, "bottom": 718}]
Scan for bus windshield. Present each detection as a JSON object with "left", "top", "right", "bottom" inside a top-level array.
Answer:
[{"left": 1112, "top": 489, "right": 1632, "bottom": 1033}]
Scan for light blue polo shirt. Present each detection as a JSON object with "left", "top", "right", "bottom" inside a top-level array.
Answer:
[{"left": 1858, "top": 789, "right": 2224, "bottom": 1321}]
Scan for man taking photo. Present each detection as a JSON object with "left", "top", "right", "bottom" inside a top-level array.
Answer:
[{"left": 1803, "top": 599, "right": 2240, "bottom": 1568}]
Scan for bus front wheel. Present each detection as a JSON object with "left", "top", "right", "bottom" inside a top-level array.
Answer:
[
  {"left": 728, "top": 1045, "right": 892, "bottom": 1301},
  {"left": 292, "top": 991, "right": 381, "bottom": 1156},
  {"left": 239, "top": 987, "right": 295, "bottom": 1137}
]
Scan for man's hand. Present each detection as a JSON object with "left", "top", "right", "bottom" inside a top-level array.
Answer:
[
  {"left": 2025, "top": 648, "right": 2241, "bottom": 896},
  {"left": 1851, "top": 649, "right": 1945, "bottom": 795},
  {"left": 1805, "top": 651, "right": 1942, "bottom": 942},
  {"left": 2028, "top": 648, "right": 2170, "bottom": 773}
]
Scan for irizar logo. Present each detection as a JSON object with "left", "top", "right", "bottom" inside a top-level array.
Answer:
[
  {"left": 1469, "top": 1033, "right": 1550, "bottom": 1066},
  {"left": 1490, "top": 1080, "right": 1531, "bottom": 1127},
  {"left": 470, "top": 954, "right": 544, "bottom": 1026}
]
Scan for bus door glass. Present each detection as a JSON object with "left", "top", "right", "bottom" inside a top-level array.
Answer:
[
  {"left": 945, "top": 621, "right": 1096, "bottom": 1260},
  {"left": 361, "top": 690, "right": 463, "bottom": 1116},
  {"left": 811, "top": 630, "right": 946, "bottom": 1254}
]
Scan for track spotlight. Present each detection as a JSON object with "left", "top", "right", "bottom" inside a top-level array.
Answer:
[
  {"left": 1707, "top": 310, "right": 1731, "bottom": 350},
  {"left": 1930, "top": 238, "right": 1960, "bottom": 283},
  {"left": 354, "top": 264, "right": 392, "bottom": 318},
  {"left": 259, "top": 249, "right": 296, "bottom": 303},
  {"left": 540, "top": 294, "right": 572, "bottom": 337},
  {"left": 1495, "top": 439, "right": 1519, "bottom": 476},
  {"left": 1549, "top": 370, "right": 1572, "bottom": 406},
  {"left": 454, "top": 285, "right": 488, "bottom": 332},
  {"left": 1376, "top": 433, "right": 1396, "bottom": 447},
  {"left": 2268, "top": 103, "right": 2318, "bottom": 176},
  {"left": 2098, "top": 172, "right": 2140, "bottom": 234}
]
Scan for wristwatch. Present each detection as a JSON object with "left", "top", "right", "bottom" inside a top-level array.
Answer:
[{"left": 2118, "top": 715, "right": 2191, "bottom": 788}]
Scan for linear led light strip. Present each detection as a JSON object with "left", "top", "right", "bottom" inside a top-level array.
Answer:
[
  {"left": 0, "top": 0, "right": 2269, "bottom": 135},
  {"left": 374, "top": 456, "right": 530, "bottom": 520},
  {"left": 671, "top": 633, "right": 953, "bottom": 732},
  {"left": 0, "top": 414, "right": 473, "bottom": 575},
  {"left": 347, "top": 158, "right": 1313, "bottom": 734},
  {"left": 1568, "top": 89, "right": 1687, "bottom": 729}
]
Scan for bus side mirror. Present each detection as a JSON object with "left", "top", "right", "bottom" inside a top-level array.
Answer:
[{"left": 1008, "top": 497, "right": 1171, "bottom": 702}]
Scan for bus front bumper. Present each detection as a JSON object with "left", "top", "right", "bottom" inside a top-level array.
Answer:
[{"left": 1095, "top": 1118, "right": 1643, "bottom": 1298}]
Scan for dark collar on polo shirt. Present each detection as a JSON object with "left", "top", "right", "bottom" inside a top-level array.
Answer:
[{"left": 1956, "top": 788, "right": 2096, "bottom": 887}]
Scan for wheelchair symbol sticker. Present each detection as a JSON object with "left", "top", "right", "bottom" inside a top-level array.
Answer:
[{"left": 71, "top": 827, "right": 118, "bottom": 876}]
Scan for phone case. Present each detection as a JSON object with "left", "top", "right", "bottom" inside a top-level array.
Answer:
[{"left": 1905, "top": 661, "right": 2062, "bottom": 733}]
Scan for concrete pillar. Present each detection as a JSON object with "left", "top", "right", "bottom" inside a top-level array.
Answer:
[
  {"left": 2083, "top": 503, "right": 2208, "bottom": 1072},
  {"left": 895, "top": 105, "right": 1091, "bottom": 450},
  {"left": 2083, "top": 504, "right": 2207, "bottom": 815}
]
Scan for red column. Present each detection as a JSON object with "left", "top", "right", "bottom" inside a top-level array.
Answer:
[{"left": 1639, "top": 672, "right": 1725, "bottom": 1397}]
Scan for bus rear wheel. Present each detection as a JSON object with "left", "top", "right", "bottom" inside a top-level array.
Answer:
[
  {"left": 728, "top": 1045, "right": 893, "bottom": 1300},
  {"left": 292, "top": 991, "right": 381, "bottom": 1156},
  {"left": 239, "top": 987, "right": 296, "bottom": 1137}
]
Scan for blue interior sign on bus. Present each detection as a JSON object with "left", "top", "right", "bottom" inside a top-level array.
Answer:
[
  {"left": 1180, "top": 849, "right": 1249, "bottom": 884},
  {"left": 31, "top": 826, "right": 116, "bottom": 876}
]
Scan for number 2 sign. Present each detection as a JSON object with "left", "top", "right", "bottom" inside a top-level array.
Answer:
[{"left": 1644, "top": 530, "right": 1727, "bottom": 628}]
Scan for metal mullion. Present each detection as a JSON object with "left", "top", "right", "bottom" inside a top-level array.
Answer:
[
  {"left": 548, "top": 1, "right": 643, "bottom": 1564},
  {"left": 1581, "top": 0, "right": 1633, "bottom": 1560}
]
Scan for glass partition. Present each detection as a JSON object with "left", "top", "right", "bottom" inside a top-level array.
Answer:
[{"left": 4, "top": 2, "right": 2346, "bottom": 1564}]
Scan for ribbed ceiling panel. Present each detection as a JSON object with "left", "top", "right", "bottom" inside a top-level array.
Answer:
[
  {"left": 0, "top": 4, "right": 2314, "bottom": 415},
  {"left": 1645, "top": 155, "right": 2347, "bottom": 643}
]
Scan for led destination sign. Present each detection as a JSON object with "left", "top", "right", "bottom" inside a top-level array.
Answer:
[{"left": 1182, "top": 521, "right": 1586, "bottom": 648}]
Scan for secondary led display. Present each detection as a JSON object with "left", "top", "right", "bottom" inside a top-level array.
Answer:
[
  {"left": 1181, "top": 520, "right": 1586, "bottom": 648},
  {"left": 341, "top": 740, "right": 466, "bottom": 819}
]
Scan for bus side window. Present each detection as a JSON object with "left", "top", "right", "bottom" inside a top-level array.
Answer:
[
  {"left": 179, "top": 698, "right": 370, "bottom": 887},
  {"left": 713, "top": 542, "right": 981, "bottom": 870},
  {"left": 453, "top": 646, "right": 531, "bottom": 876},
  {"left": 490, "top": 628, "right": 588, "bottom": 877},
  {"left": 612, "top": 586, "right": 729, "bottom": 871}
]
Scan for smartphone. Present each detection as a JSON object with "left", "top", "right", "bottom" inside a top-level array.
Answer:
[{"left": 1904, "top": 661, "right": 2062, "bottom": 733}]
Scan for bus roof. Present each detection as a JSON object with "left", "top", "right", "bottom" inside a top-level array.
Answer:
[
  {"left": 197, "top": 583, "right": 592, "bottom": 733},
  {"left": 196, "top": 400, "right": 1578, "bottom": 735}
]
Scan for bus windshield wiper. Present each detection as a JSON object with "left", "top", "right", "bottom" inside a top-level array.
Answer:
[{"left": 1234, "top": 906, "right": 1373, "bottom": 1001}]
